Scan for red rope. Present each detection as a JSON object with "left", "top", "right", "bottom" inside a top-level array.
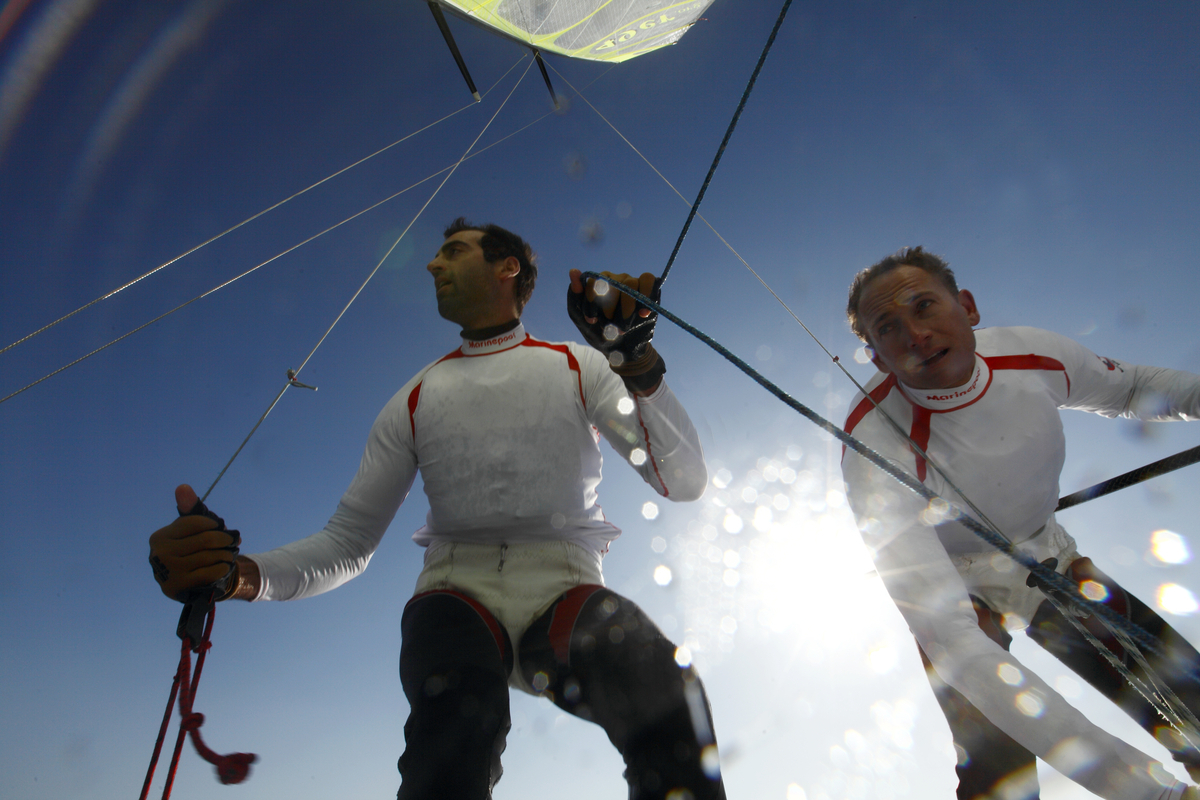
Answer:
[{"left": 140, "top": 602, "right": 257, "bottom": 799}]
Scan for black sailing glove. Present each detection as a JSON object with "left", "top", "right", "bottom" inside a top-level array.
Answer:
[
  {"left": 148, "top": 484, "right": 241, "bottom": 605},
  {"left": 567, "top": 271, "right": 666, "bottom": 393}
]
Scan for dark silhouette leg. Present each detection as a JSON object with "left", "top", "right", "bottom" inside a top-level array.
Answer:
[
  {"left": 397, "top": 590, "right": 514, "bottom": 800},
  {"left": 1028, "top": 557, "right": 1200, "bottom": 780},
  {"left": 520, "top": 585, "right": 726, "bottom": 800}
]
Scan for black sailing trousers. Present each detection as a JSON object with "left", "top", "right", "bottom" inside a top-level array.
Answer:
[{"left": 396, "top": 585, "right": 727, "bottom": 800}]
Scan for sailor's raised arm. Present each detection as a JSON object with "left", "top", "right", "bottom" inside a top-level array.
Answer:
[{"left": 567, "top": 268, "right": 706, "bottom": 501}]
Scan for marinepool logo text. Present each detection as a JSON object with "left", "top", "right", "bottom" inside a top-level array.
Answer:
[
  {"left": 467, "top": 331, "right": 517, "bottom": 349},
  {"left": 925, "top": 368, "right": 981, "bottom": 402}
]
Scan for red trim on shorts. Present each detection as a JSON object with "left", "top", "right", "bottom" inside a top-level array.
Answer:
[
  {"left": 547, "top": 584, "right": 606, "bottom": 665},
  {"left": 407, "top": 589, "right": 508, "bottom": 662}
]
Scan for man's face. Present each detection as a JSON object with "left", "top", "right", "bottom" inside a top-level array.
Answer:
[
  {"left": 426, "top": 230, "right": 515, "bottom": 328},
  {"left": 859, "top": 265, "right": 981, "bottom": 390}
]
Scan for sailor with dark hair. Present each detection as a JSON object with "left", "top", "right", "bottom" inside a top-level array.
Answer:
[{"left": 149, "top": 219, "right": 726, "bottom": 799}]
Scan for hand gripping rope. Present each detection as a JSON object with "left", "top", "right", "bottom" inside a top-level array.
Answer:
[
  {"left": 140, "top": 498, "right": 256, "bottom": 800},
  {"left": 582, "top": 272, "right": 1200, "bottom": 758}
]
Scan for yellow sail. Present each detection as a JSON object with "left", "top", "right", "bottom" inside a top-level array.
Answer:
[{"left": 431, "top": 0, "right": 714, "bottom": 63}]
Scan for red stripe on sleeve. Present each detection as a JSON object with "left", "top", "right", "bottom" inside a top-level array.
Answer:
[
  {"left": 407, "top": 382, "right": 422, "bottom": 441},
  {"left": 634, "top": 401, "right": 668, "bottom": 497},
  {"left": 986, "top": 354, "right": 1070, "bottom": 394}
]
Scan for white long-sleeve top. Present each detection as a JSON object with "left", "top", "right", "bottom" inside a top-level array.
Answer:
[
  {"left": 841, "top": 326, "right": 1200, "bottom": 800},
  {"left": 249, "top": 322, "right": 706, "bottom": 602}
]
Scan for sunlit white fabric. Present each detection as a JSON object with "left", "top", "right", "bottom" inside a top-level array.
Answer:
[
  {"left": 842, "top": 326, "right": 1200, "bottom": 799},
  {"left": 250, "top": 322, "right": 705, "bottom": 602}
]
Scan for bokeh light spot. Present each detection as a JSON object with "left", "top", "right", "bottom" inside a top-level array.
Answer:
[
  {"left": 674, "top": 646, "right": 693, "bottom": 667},
  {"left": 1016, "top": 692, "right": 1045, "bottom": 717},
  {"left": 712, "top": 468, "right": 733, "bottom": 488},
  {"left": 723, "top": 512, "right": 743, "bottom": 534},
  {"left": 617, "top": 396, "right": 635, "bottom": 415},
  {"left": 630, "top": 447, "right": 647, "bottom": 465},
  {"left": 642, "top": 501, "right": 659, "bottom": 520},
  {"left": 920, "top": 498, "right": 951, "bottom": 526},
  {"left": 654, "top": 565, "right": 673, "bottom": 586},
  {"left": 786, "top": 783, "right": 807, "bottom": 800},
  {"left": 651, "top": 536, "right": 667, "bottom": 553},
  {"left": 997, "top": 663, "right": 1024, "bottom": 686},
  {"left": 1079, "top": 580, "right": 1108, "bottom": 602},
  {"left": 1150, "top": 529, "right": 1191, "bottom": 564},
  {"left": 1157, "top": 583, "right": 1198, "bottom": 616}
]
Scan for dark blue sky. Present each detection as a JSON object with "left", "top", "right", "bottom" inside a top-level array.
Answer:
[{"left": 2, "top": 2, "right": 1198, "bottom": 798}]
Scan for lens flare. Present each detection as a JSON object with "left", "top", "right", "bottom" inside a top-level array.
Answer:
[
  {"left": 1157, "top": 583, "right": 1198, "bottom": 616},
  {"left": 1015, "top": 691, "right": 1045, "bottom": 717},
  {"left": 1150, "top": 529, "right": 1191, "bottom": 565}
]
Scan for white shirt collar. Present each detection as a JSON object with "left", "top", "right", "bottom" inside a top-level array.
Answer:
[
  {"left": 459, "top": 322, "right": 526, "bottom": 355},
  {"left": 900, "top": 353, "right": 991, "bottom": 411}
]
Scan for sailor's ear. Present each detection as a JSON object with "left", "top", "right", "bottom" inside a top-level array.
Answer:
[
  {"left": 496, "top": 256, "right": 520, "bottom": 281},
  {"left": 958, "top": 289, "right": 981, "bottom": 326}
]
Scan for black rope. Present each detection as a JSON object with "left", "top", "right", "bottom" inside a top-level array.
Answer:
[
  {"left": 582, "top": 272, "right": 1198, "bottom": 676},
  {"left": 1057, "top": 444, "right": 1200, "bottom": 511},
  {"left": 659, "top": 0, "right": 793, "bottom": 286}
]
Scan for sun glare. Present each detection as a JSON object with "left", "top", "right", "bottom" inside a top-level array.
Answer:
[{"left": 1157, "top": 583, "right": 1198, "bottom": 616}]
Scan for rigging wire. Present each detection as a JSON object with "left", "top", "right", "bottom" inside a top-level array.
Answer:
[
  {"left": 0, "top": 73, "right": 562, "bottom": 406},
  {"left": 1057, "top": 443, "right": 1200, "bottom": 511},
  {"left": 0, "top": 56, "right": 530, "bottom": 358},
  {"left": 658, "top": 0, "right": 791, "bottom": 287},
  {"left": 200, "top": 58, "right": 534, "bottom": 502}
]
